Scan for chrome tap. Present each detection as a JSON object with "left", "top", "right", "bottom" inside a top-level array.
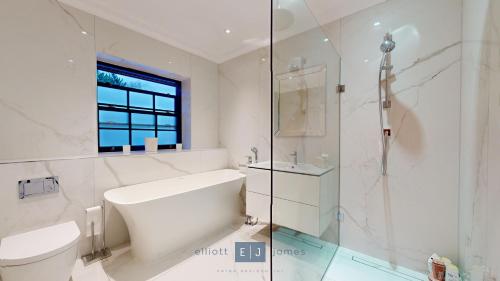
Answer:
[
  {"left": 251, "top": 147, "right": 258, "bottom": 163},
  {"left": 246, "top": 156, "right": 253, "bottom": 165},
  {"left": 290, "top": 151, "right": 298, "bottom": 165}
]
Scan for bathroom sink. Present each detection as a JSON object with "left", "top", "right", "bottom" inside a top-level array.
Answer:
[{"left": 248, "top": 161, "right": 333, "bottom": 176}]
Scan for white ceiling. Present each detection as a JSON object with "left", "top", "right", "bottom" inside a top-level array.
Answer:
[{"left": 60, "top": 0, "right": 385, "bottom": 63}]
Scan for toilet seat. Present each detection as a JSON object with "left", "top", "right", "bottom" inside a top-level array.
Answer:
[{"left": 0, "top": 221, "right": 80, "bottom": 267}]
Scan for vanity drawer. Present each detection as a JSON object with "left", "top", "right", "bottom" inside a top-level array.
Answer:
[
  {"left": 246, "top": 168, "right": 271, "bottom": 195},
  {"left": 274, "top": 171, "right": 320, "bottom": 206},
  {"left": 273, "top": 198, "right": 320, "bottom": 237},
  {"left": 246, "top": 191, "right": 270, "bottom": 222}
]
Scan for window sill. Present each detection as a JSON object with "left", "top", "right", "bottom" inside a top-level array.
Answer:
[
  {"left": 98, "top": 149, "right": 181, "bottom": 158},
  {"left": 97, "top": 148, "right": 222, "bottom": 159},
  {"left": 0, "top": 148, "right": 225, "bottom": 165}
]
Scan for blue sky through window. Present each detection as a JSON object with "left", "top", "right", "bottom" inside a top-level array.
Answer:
[
  {"left": 97, "top": 87, "right": 127, "bottom": 106},
  {"left": 97, "top": 69, "right": 177, "bottom": 95}
]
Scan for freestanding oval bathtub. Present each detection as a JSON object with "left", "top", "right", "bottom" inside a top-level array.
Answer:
[{"left": 104, "top": 169, "right": 245, "bottom": 261}]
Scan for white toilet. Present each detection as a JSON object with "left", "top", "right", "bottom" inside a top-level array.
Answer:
[{"left": 0, "top": 221, "right": 80, "bottom": 281}]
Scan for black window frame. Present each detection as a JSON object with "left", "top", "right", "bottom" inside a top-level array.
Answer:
[{"left": 97, "top": 61, "right": 182, "bottom": 153}]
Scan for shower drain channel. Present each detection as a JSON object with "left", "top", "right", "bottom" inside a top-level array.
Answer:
[
  {"left": 351, "top": 256, "right": 425, "bottom": 281},
  {"left": 274, "top": 229, "right": 324, "bottom": 249}
]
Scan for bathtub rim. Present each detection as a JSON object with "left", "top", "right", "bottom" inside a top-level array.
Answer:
[{"left": 104, "top": 169, "right": 245, "bottom": 206}]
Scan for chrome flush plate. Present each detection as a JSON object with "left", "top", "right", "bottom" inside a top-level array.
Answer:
[{"left": 18, "top": 176, "right": 59, "bottom": 199}]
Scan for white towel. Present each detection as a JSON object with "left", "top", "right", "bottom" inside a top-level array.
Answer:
[{"left": 86, "top": 206, "right": 102, "bottom": 237}]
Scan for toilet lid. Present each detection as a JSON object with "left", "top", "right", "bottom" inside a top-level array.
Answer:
[{"left": 0, "top": 221, "right": 80, "bottom": 267}]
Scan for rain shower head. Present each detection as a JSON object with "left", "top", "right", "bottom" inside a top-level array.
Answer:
[{"left": 380, "top": 33, "right": 396, "bottom": 53}]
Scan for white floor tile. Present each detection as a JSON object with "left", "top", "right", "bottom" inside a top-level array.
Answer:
[
  {"left": 71, "top": 224, "right": 426, "bottom": 281},
  {"left": 72, "top": 259, "right": 110, "bottom": 281},
  {"left": 73, "top": 224, "right": 271, "bottom": 281}
]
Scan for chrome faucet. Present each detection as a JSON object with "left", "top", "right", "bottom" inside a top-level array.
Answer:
[
  {"left": 251, "top": 147, "right": 258, "bottom": 163},
  {"left": 246, "top": 156, "right": 253, "bottom": 165},
  {"left": 290, "top": 151, "right": 298, "bottom": 165}
]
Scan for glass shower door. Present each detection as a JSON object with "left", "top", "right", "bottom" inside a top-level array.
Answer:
[{"left": 271, "top": 0, "right": 341, "bottom": 280}]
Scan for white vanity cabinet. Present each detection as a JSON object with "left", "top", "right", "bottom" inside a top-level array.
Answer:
[{"left": 246, "top": 161, "right": 336, "bottom": 237}]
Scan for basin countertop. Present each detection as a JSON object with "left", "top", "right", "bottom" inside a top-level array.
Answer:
[{"left": 247, "top": 161, "right": 334, "bottom": 176}]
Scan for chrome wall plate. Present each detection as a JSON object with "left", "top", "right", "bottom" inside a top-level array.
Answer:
[{"left": 18, "top": 177, "right": 59, "bottom": 199}]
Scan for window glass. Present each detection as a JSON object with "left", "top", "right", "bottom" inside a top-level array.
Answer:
[
  {"left": 158, "top": 131, "right": 177, "bottom": 145},
  {"left": 99, "top": 130, "right": 129, "bottom": 147},
  {"left": 130, "top": 92, "right": 153, "bottom": 109},
  {"left": 97, "top": 87, "right": 127, "bottom": 106},
  {"left": 99, "top": 111, "right": 129, "bottom": 129},
  {"left": 157, "top": 116, "right": 176, "bottom": 130},
  {"left": 155, "top": 96, "right": 175, "bottom": 111},
  {"left": 132, "top": 114, "right": 155, "bottom": 130},
  {"left": 97, "top": 62, "right": 181, "bottom": 152},
  {"left": 132, "top": 130, "right": 155, "bottom": 145},
  {"left": 97, "top": 69, "right": 177, "bottom": 95}
]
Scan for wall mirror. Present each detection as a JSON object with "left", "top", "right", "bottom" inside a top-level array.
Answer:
[{"left": 274, "top": 64, "right": 327, "bottom": 137}]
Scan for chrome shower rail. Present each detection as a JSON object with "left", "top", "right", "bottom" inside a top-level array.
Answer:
[{"left": 378, "top": 33, "right": 395, "bottom": 176}]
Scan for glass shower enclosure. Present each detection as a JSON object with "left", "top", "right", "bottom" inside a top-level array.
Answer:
[{"left": 271, "top": 0, "right": 342, "bottom": 279}]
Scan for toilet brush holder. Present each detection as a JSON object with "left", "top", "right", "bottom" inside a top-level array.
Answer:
[{"left": 82, "top": 201, "right": 112, "bottom": 266}]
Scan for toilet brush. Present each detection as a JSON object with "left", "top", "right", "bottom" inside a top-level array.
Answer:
[{"left": 82, "top": 201, "right": 112, "bottom": 266}]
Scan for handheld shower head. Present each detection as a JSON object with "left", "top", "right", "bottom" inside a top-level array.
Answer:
[
  {"left": 380, "top": 33, "right": 396, "bottom": 53},
  {"left": 378, "top": 33, "right": 396, "bottom": 175}
]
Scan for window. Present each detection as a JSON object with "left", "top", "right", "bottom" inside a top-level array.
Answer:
[{"left": 97, "top": 61, "right": 182, "bottom": 152}]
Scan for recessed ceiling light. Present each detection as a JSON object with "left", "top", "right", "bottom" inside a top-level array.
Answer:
[
  {"left": 225, "top": 29, "right": 231, "bottom": 34},
  {"left": 373, "top": 22, "right": 381, "bottom": 27},
  {"left": 364, "top": 59, "right": 369, "bottom": 63},
  {"left": 323, "top": 38, "right": 329, "bottom": 42},
  {"left": 68, "top": 59, "right": 74, "bottom": 63},
  {"left": 261, "top": 57, "right": 267, "bottom": 62},
  {"left": 168, "top": 61, "right": 173, "bottom": 64},
  {"left": 81, "top": 30, "right": 88, "bottom": 35}
]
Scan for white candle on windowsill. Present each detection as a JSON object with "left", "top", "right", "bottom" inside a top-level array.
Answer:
[
  {"left": 176, "top": 143, "right": 183, "bottom": 152},
  {"left": 122, "top": 145, "right": 131, "bottom": 154},
  {"left": 145, "top": 138, "right": 158, "bottom": 153}
]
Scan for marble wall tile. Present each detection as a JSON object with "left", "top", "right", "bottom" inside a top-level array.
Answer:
[
  {"left": 221, "top": 0, "right": 461, "bottom": 273},
  {"left": 487, "top": 96, "right": 500, "bottom": 280},
  {"left": 0, "top": 158, "right": 95, "bottom": 253},
  {"left": 94, "top": 149, "right": 229, "bottom": 202},
  {"left": 219, "top": 29, "right": 342, "bottom": 169},
  {"left": 0, "top": 148, "right": 230, "bottom": 256},
  {"left": 200, "top": 149, "right": 230, "bottom": 171},
  {"left": 219, "top": 48, "right": 272, "bottom": 168},
  {"left": 94, "top": 17, "right": 191, "bottom": 79},
  {"left": 485, "top": 4, "right": 500, "bottom": 269},
  {"left": 326, "top": 0, "right": 462, "bottom": 272},
  {"left": 0, "top": 1, "right": 97, "bottom": 162},
  {"left": 94, "top": 17, "right": 220, "bottom": 150},
  {"left": 0, "top": 0, "right": 225, "bottom": 260},
  {"left": 0, "top": 0, "right": 220, "bottom": 163},
  {"left": 272, "top": 27, "right": 342, "bottom": 168},
  {"left": 189, "top": 55, "right": 220, "bottom": 148},
  {"left": 94, "top": 151, "right": 201, "bottom": 196},
  {"left": 461, "top": 0, "right": 500, "bottom": 279}
]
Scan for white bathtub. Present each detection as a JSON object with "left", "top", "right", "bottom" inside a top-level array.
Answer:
[{"left": 104, "top": 169, "right": 245, "bottom": 261}]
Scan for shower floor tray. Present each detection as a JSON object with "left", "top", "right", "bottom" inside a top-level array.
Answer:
[{"left": 323, "top": 247, "right": 427, "bottom": 281}]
